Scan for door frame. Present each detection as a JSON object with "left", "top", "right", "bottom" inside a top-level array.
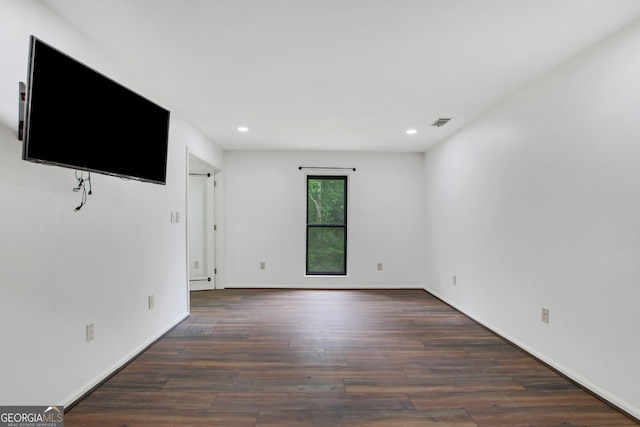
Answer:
[{"left": 186, "top": 151, "right": 218, "bottom": 292}]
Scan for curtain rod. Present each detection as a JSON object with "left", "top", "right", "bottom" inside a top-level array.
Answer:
[
  {"left": 189, "top": 172, "right": 211, "bottom": 177},
  {"left": 298, "top": 166, "right": 356, "bottom": 171}
]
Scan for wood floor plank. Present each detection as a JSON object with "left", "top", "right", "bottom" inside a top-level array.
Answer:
[
  {"left": 344, "top": 377, "right": 526, "bottom": 394},
  {"left": 235, "top": 365, "right": 406, "bottom": 380},
  {"left": 64, "top": 289, "right": 638, "bottom": 426},
  {"left": 469, "top": 406, "right": 635, "bottom": 426},
  {"left": 255, "top": 408, "right": 477, "bottom": 427},
  {"left": 162, "top": 376, "right": 345, "bottom": 394},
  {"left": 409, "top": 390, "right": 604, "bottom": 410},
  {"left": 65, "top": 409, "right": 258, "bottom": 427},
  {"left": 71, "top": 390, "right": 218, "bottom": 411},
  {"left": 210, "top": 392, "right": 414, "bottom": 411}
]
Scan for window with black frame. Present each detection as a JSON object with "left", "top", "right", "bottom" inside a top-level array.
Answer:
[{"left": 306, "top": 175, "right": 347, "bottom": 275}]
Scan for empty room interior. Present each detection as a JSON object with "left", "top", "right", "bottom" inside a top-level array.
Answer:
[{"left": 1, "top": 0, "right": 640, "bottom": 425}]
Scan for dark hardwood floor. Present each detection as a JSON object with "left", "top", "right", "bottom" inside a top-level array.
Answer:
[{"left": 65, "top": 289, "right": 638, "bottom": 426}]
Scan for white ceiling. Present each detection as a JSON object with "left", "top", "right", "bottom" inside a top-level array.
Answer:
[{"left": 42, "top": 0, "right": 640, "bottom": 152}]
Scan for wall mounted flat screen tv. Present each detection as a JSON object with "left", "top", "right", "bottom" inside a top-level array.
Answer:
[{"left": 22, "top": 36, "right": 170, "bottom": 185}]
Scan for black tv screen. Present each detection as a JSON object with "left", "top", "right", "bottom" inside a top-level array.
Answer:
[{"left": 22, "top": 36, "right": 170, "bottom": 185}]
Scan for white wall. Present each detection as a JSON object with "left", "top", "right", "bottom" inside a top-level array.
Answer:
[
  {"left": 0, "top": 1, "right": 223, "bottom": 406},
  {"left": 224, "top": 150, "right": 425, "bottom": 288},
  {"left": 423, "top": 19, "right": 640, "bottom": 418}
]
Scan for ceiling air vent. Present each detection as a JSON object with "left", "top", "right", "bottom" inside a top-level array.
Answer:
[{"left": 432, "top": 118, "right": 452, "bottom": 127}]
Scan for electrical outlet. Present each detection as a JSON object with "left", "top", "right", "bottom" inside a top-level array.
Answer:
[
  {"left": 175, "top": 211, "right": 180, "bottom": 223},
  {"left": 452, "top": 275, "right": 457, "bottom": 285},
  {"left": 260, "top": 261, "right": 266, "bottom": 270},
  {"left": 170, "top": 211, "right": 176, "bottom": 223},
  {"left": 86, "top": 323, "right": 94, "bottom": 342},
  {"left": 541, "top": 308, "right": 550, "bottom": 323},
  {"left": 377, "top": 262, "right": 383, "bottom": 271},
  {"left": 148, "top": 294, "right": 154, "bottom": 310}
]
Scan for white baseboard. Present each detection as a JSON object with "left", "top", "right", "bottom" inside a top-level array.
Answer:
[
  {"left": 61, "top": 312, "right": 188, "bottom": 408},
  {"left": 189, "top": 281, "right": 216, "bottom": 291},
  {"left": 423, "top": 286, "right": 639, "bottom": 421}
]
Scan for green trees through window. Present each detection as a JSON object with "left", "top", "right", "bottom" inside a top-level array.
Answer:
[{"left": 306, "top": 176, "right": 347, "bottom": 275}]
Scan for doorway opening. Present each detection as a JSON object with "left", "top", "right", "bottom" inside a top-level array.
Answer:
[{"left": 187, "top": 152, "right": 217, "bottom": 293}]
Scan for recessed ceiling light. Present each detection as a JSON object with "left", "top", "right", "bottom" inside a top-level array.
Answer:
[
  {"left": 237, "top": 126, "right": 249, "bottom": 132},
  {"left": 406, "top": 129, "right": 417, "bottom": 135}
]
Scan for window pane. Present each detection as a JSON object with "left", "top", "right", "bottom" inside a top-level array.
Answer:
[
  {"left": 307, "top": 177, "right": 346, "bottom": 224},
  {"left": 306, "top": 175, "right": 347, "bottom": 275},
  {"left": 307, "top": 227, "right": 346, "bottom": 274}
]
